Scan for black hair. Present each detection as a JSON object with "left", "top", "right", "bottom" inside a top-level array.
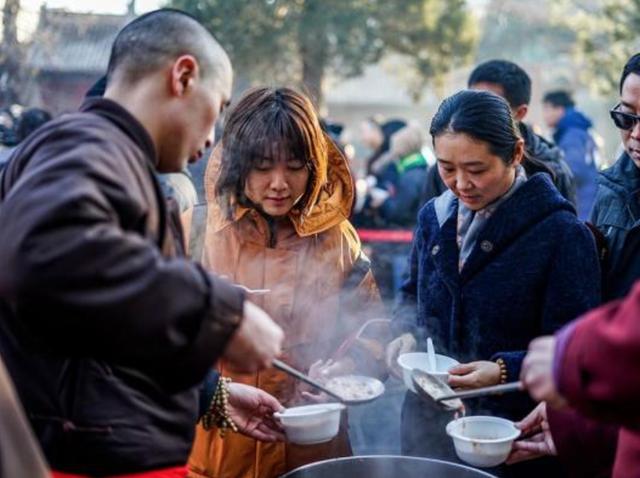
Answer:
[
  {"left": 468, "top": 59, "right": 531, "bottom": 108},
  {"left": 320, "top": 119, "right": 344, "bottom": 140},
  {"left": 430, "top": 89, "right": 522, "bottom": 165},
  {"left": 106, "top": 8, "right": 225, "bottom": 84},
  {"left": 15, "top": 108, "right": 52, "bottom": 142},
  {"left": 543, "top": 90, "right": 574, "bottom": 108},
  {"left": 620, "top": 53, "right": 640, "bottom": 93},
  {"left": 85, "top": 76, "right": 107, "bottom": 98}
]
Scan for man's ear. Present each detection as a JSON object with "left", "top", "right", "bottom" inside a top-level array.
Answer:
[
  {"left": 513, "top": 104, "right": 528, "bottom": 122},
  {"left": 169, "top": 55, "right": 199, "bottom": 96}
]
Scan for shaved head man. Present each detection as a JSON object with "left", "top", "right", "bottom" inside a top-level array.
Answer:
[
  {"left": 0, "top": 9, "right": 283, "bottom": 476},
  {"left": 105, "top": 9, "right": 233, "bottom": 172}
]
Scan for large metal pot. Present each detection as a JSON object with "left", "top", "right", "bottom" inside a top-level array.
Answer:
[{"left": 281, "top": 455, "right": 497, "bottom": 478}]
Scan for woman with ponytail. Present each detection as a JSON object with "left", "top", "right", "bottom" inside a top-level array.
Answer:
[{"left": 386, "top": 90, "right": 601, "bottom": 476}]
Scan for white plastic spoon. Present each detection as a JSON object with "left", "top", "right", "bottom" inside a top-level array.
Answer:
[{"left": 427, "top": 337, "right": 437, "bottom": 373}]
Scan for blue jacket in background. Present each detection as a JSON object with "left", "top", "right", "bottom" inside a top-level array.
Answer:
[
  {"left": 394, "top": 173, "right": 601, "bottom": 420},
  {"left": 553, "top": 108, "right": 599, "bottom": 220},
  {"left": 590, "top": 153, "right": 640, "bottom": 301},
  {"left": 377, "top": 152, "right": 428, "bottom": 228}
]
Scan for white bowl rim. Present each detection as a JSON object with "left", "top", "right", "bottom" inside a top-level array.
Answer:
[
  {"left": 446, "top": 416, "right": 521, "bottom": 444},
  {"left": 397, "top": 352, "right": 459, "bottom": 370},
  {"left": 274, "top": 403, "right": 345, "bottom": 419}
]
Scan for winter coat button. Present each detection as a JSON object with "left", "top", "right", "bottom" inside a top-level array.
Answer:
[
  {"left": 431, "top": 245, "right": 440, "bottom": 255},
  {"left": 480, "top": 240, "right": 494, "bottom": 253}
]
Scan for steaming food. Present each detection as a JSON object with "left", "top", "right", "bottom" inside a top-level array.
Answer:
[
  {"left": 325, "top": 375, "right": 383, "bottom": 402},
  {"left": 414, "top": 374, "right": 464, "bottom": 412}
]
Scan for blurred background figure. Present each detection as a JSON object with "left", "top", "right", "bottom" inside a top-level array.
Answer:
[
  {"left": 353, "top": 117, "right": 411, "bottom": 303},
  {"left": 14, "top": 108, "right": 52, "bottom": 143},
  {"left": 0, "top": 109, "right": 17, "bottom": 150},
  {"left": 360, "top": 123, "right": 428, "bottom": 299},
  {"left": 360, "top": 117, "right": 407, "bottom": 180},
  {"left": 368, "top": 123, "right": 428, "bottom": 229},
  {"left": 543, "top": 90, "right": 599, "bottom": 220},
  {"left": 0, "top": 108, "right": 52, "bottom": 173},
  {"left": 321, "top": 119, "right": 346, "bottom": 149},
  {"left": 321, "top": 118, "right": 357, "bottom": 170}
]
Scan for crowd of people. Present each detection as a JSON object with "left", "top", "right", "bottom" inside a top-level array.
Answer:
[{"left": 0, "top": 7, "right": 639, "bottom": 478}]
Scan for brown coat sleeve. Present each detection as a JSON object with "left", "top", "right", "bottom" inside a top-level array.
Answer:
[{"left": 0, "top": 124, "right": 243, "bottom": 391}]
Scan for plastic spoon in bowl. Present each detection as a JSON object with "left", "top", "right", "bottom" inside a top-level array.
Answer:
[
  {"left": 426, "top": 337, "right": 437, "bottom": 372},
  {"left": 412, "top": 369, "right": 524, "bottom": 410},
  {"left": 412, "top": 369, "right": 464, "bottom": 411},
  {"left": 272, "top": 359, "right": 385, "bottom": 406},
  {"left": 272, "top": 359, "right": 345, "bottom": 403}
]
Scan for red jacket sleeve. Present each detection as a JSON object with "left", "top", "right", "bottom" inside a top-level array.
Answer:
[
  {"left": 558, "top": 281, "right": 640, "bottom": 428},
  {"left": 547, "top": 407, "right": 618, "bottom": 477}
]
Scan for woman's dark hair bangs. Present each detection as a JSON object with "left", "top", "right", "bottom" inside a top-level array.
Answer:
[
  {"left": 430, "top": 90, "right": 521, "bottom": 165},
  {"left": 215, "top": 87, "right": 319, "bottom": 217}
]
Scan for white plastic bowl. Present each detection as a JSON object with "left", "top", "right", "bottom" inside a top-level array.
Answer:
[
  {"left": 274, "top": 403, "right": 345, "bottom": 445},
  {"left": 446, "top": 416, "right": 521, "bottom": 468},
  {"left": 397, "top": 352, "right": 459, "bottom": 393}
]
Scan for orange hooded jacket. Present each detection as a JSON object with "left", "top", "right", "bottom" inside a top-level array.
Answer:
[{"left": 183, "top": 139, "right": 387, "bottom": 478}]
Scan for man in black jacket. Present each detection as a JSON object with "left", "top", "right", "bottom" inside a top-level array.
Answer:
[
  {"left": 590, "top": 53, "right": 640, "bottom": 301},
  {"left": 421, "top": 60, "right": 577, "bottom": 206},
  {"left": 0, "top": 9, "right": 283, "bottom": 476}
]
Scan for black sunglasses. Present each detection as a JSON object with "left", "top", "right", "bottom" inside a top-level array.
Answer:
[{"left": 610, "top": 103, "right": 640, "bottom": 130}]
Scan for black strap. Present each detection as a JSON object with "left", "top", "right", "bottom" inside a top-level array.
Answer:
[
  {"left": 189, "top": 204, "right": 208, "bottom": 262},
  {"left": 343, "top": 251, "right": 372, "bottom": 291},
  {"left": 585, "top": 221, "right": 608, "bottom": 263}
]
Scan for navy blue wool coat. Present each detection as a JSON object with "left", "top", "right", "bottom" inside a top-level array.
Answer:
[{"left": 394, "top": 173, "right": 601, "bottom": 420}]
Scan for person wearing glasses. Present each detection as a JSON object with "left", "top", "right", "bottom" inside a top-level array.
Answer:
[{"left": 591, "top": 53, "right": 640, "bottom": 301}]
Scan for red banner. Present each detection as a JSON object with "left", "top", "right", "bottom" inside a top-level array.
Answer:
[
  {"left": 52, "top": 466, "right": 187, "bottom": 478},
  {"left": 357, "top": 229, "right": 414, "bottom": 243}
]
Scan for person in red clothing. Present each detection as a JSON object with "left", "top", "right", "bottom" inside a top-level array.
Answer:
[
  {"left": 508, "top": 402, "right": 618, "bottom": 477},
  {"left": 515, "top": 279, "right": 640, "bottom": 478}
]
